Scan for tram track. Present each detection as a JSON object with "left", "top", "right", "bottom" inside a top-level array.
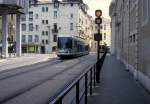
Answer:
[
  {"left": 0, "top": 58, "right": 63, "bottom": 81},
  {"left": 0, "top": 58, "right": 84, "bottom": 104},
  {"left": 0, "top": 57, "right": 59, "bottom": 74},
  {"left": 0, "top": 56, "right": 50, "bottom": 67}
]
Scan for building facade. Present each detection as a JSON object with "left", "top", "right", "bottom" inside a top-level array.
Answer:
[
  {"left": 101, "top": 17, "right": 111, "bottom": 48},
  {"left": 0, "top": 0, "right": 30, "bottom": 58},
  {"left": 0, "top": 15, "right": 16, "bottom": 57},
  {"left": 110, "top": 0, "right": 150, "bottom": 92},
  {"left": 21, "top": 0, "right": 95, "bottom": 54}
]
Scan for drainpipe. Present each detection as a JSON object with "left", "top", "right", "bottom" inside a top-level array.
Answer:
[{"left": 127, "top": 0, "right": 130, "bottom": 71}]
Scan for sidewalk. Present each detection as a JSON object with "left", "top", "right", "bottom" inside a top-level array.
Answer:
[
  {"left": 0, "top": 53, "right": 57, "bottom": 72},
  {"left": 88, "top": 55, "right": 150, "bottom": 104}
]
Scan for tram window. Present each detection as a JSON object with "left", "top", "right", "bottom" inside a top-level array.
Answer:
[{"left": 58, "top": 37, "right": 72, "bottom": 49}]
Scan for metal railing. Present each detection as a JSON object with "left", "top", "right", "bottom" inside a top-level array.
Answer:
[{"left": 49, "top": 52, "right": 107, "bottom": 104}]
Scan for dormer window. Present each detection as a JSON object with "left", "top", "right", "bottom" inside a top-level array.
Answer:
[
  {"left": 54, "top": 1, "right": 59, "bottom": 8},
  {"left": 71, "top": 3, "right": 73, "bottom": 7}
]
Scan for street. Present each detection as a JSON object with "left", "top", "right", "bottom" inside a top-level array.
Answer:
[
  {"left": 0, "top": 53, "right": 96, "bottom": 104},
  {"left": 0, "top": 0, "right": 150, "bottom": 104}
]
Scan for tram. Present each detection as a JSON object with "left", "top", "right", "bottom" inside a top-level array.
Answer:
[{"left": 57, "top": 36, "right": 89, "bottom": 59}]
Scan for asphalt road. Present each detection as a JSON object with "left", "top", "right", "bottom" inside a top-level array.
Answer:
[{"left": 0, "top": 53, "right": 96, "bottom": 104}]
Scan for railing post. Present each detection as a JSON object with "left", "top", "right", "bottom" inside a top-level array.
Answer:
[
  {"left": 76, "top": 81, "right": 80, "bottom": 104},
  {"left": 55, "top": 98, "right": 62, "bottom": 104},
  {"left": 96, "top": 60, "right": 100, "bottom": 83},
  {"left": 85, "top": 73, "right": 88, "bottom": 104},
  {"left": 94, "top": 65, "right": 96, "bottom": 87},
  {"left": 90, "top": 69, "right": 93, "bottom": 96}
]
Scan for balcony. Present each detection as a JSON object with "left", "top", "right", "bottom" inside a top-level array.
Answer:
[
  {"left": 0, "top": 0, "right": 27, "bottom": 14},
  {"left": 52, "top": 29, "right": 58, "bottom": 33}
]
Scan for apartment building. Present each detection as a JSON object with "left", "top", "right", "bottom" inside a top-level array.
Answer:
[
  {"left": 110, "top": 0, "right": 150, "bottom": 92},
  {"left": 101, "top": 18, "right": 111, "bottom": 48},
  {"left": 21, "top": 0, "right": 94, "bottom": 54}
]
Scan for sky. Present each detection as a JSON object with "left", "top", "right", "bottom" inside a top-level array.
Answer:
[
  {"left": 40, "top": 0, "right": 112, "bottom": 19},
  {"left": 84, "top": 0, "right": 112, "bottom": 18}
]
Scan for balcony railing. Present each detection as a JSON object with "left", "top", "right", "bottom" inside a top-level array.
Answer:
[
  {"left": 49, "top": 52, "right": 107, "bottom": 104},
  {"left": 52, "top": 29, "right": 58, "bottom": 33}
]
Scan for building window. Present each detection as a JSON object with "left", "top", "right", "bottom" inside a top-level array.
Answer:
[
  {"left": 35, "top": 25, "right": 39, "bottom": 31},
  {"left": 42, "top": 40, "right": 44, "bottom": 44},
  {"left": 29, "top": 23, "right": 33, "bottom": 31},
  {"left": 42, "top": 20, "right": 44, "bottom": 24},
  {"left": 104, "top": 33, "right": 106, "bottom": 40},
  {"left": 54, "top": 23, "right": 57, "bottom": 29},
  {"left": 95, "top": 26, "right": 97, "bottom": 30},
  {"left": 53, "top": 35, "right": 57, "bottom": 42},
  {"left": 22, "top": 24, "right": 26, "bottom": 31},
  {"left": 54, "top": 11, "right": 57, "bottom": 18},
  {"left": 21, "top": 14, "right": 26, "bottom": 21},
  {"left": 100, "top": 26, "right": 103, "bottom": 29},
  {"left": 46, "top": 20, "right": 48, "bottom": 24},
  {"left": 70, "top": 23, "right": 73, "bottom": 30},
  {"left": 35, "top": 35, "right": 39, "bottom": 42},
  {"left": 46, "top": 31, "right": 48, "bottom": 36},
  {"left": 54, "top": 2, "right": 59, "bottom": 8},
  {"left": 133, "top": 34, "right": 136, "bottom": 43},
  {"left": 42, "top": 31, "right": 45, "bottom": 35},
  {"left": 70, "top": 3, "right": 73, "bottom": 7},
  {"left": 35, "top": 14, "right": 38, "bottom": 19},
  {"left": 46, "top": 40, "right": 48, "bottom": 44},
  {"left": 46, "top": 7, "right": 48, "bottom": 12},
  {"left": 42, "top": 7, "right": 45, "bottom": 12},
  {"left": 28, "top": 35, "right": 32, "bottom": 43},
  {"left": 29, "top": 11, "right": 33, "bottom": 21},
  {"left": 104, "top": 25, "right": 106, "bottom": 30},
  {"left": 142, "top": 0, "right": 148, "bottom": 25},
  {"left": 79, "top": 18, "right": 81, "bottom": 23},
  {"left": 70, "top": 13, "right": 73, "bottom": 18},
  {"left": 129, "top": 36, "right": 132, "bottom": 43},
  {"left": 22, "top": 35, "right": 26, "bottom": 43},
  {"left": 42, "top": 20, "right": 48, "bottom": 25}
]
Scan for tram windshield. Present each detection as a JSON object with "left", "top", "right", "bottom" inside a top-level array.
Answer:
[{"left": 58, "top": 37, "right": 72, "bottom": 49}]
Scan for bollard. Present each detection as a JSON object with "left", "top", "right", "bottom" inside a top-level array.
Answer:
[
  {"left": 76, "top": 81, "right": 80, "bottom": 104},
  {"left": 55, "top": 98, "right": 62, "bottom": 104},
  {"left": 90, "top": 69, "right": 93, "bottom": 95}
]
